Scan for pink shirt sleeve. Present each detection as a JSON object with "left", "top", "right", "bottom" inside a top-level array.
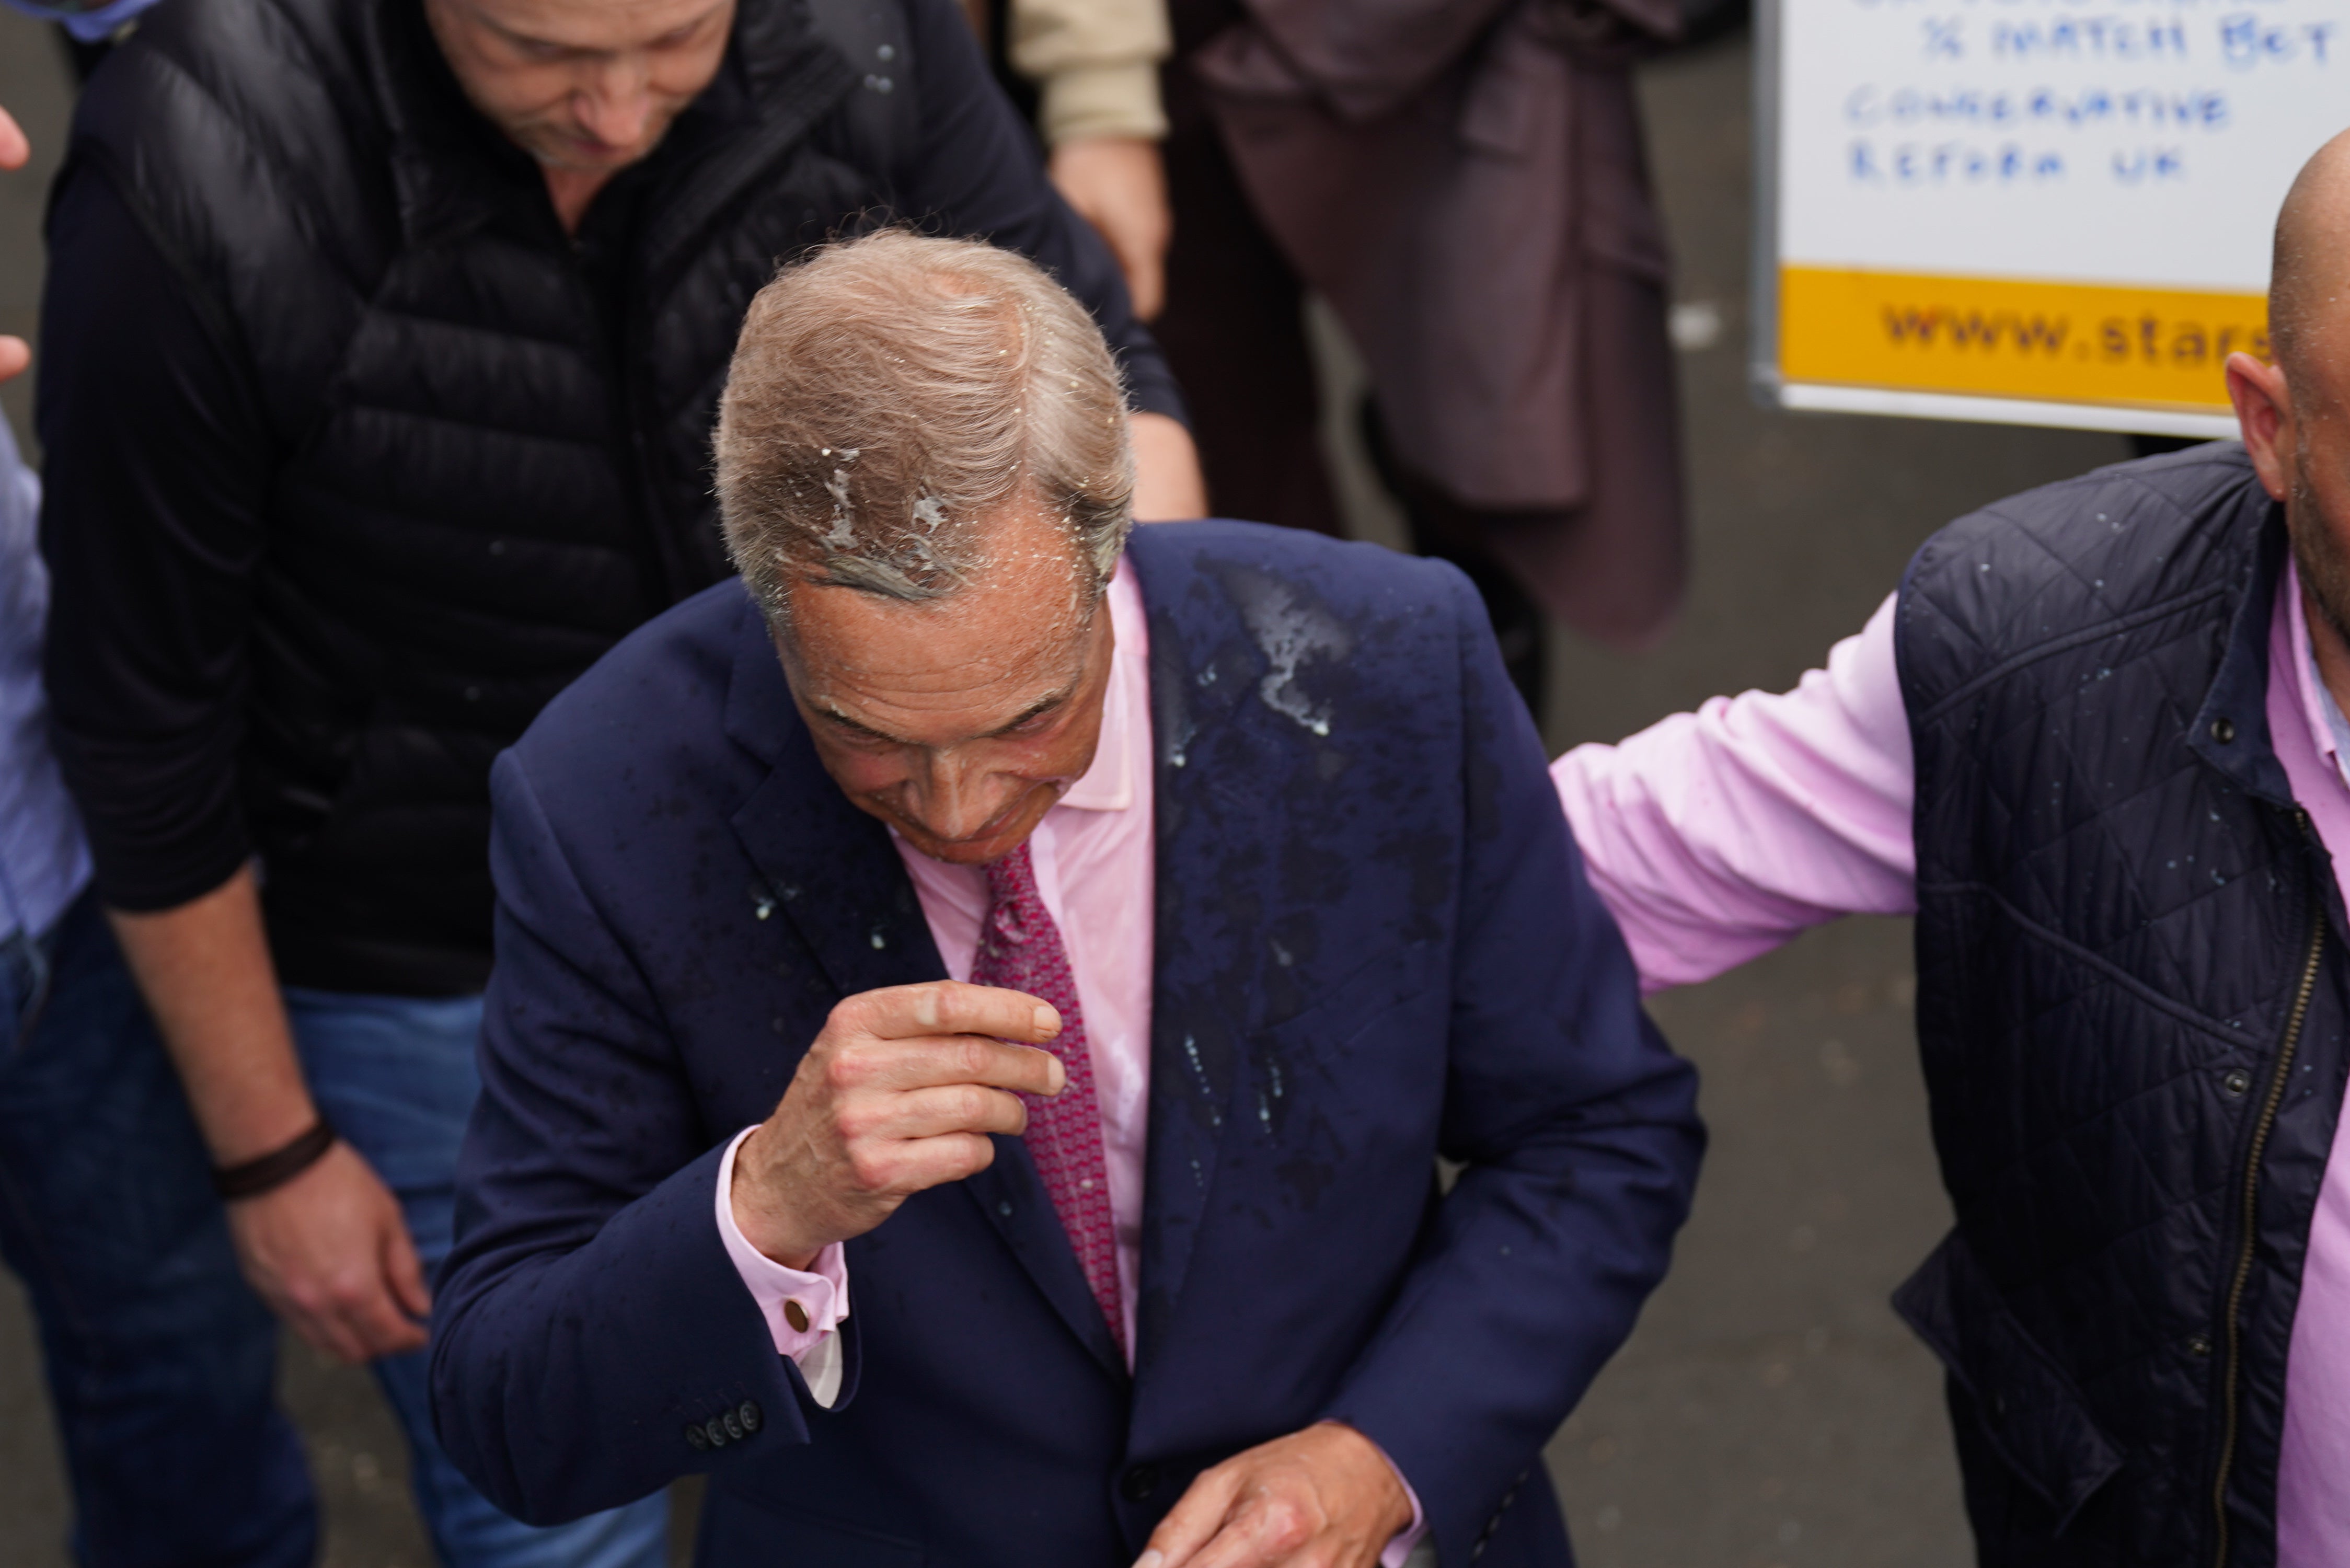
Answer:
[
  {"left": 1551, "top": 592, "right": 1919, "bottom": 992},
  {"left": 715, "top": 1127, "right": 851, "bottom": 1406}
]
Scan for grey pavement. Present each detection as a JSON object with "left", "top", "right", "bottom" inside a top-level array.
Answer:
[{"left": 0, "top": 12, "right": 2131, "bottom": 1565}]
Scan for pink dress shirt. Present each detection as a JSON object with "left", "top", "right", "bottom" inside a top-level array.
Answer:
[
  {"left": 715, "top": 560, "right": 1426, "bottom": 1560},
  {"left": 1552, "top": 564, "right": 2350, "bottom": 1564}
]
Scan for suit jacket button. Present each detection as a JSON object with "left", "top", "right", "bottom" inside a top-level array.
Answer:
[
  {"left": 705, "top": 1417, "right": 731, "bottom": 1448},
  {"left": 685, "top": 1423, "right": 711, "bottom": 1451},
  {"left": 1121, "top": 1463, "right": 1160, "bottom": 1502},
  {"left": 723, "top": 1408, "right": 746, "bottom": 1441},
  {"left": 739, "top": 1400, "right": 763, "bottom": 1433}
]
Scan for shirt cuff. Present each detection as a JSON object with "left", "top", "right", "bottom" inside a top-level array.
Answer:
[
  {"left": 1377, "top": 1470, "right": 1427, "bottom": 1568},
  {"left": 1039, "top": 62, "right": 1169, "bottom": 146},
  {"left": 715, "top": 1127, "right": 850, "bottom": 1407}
]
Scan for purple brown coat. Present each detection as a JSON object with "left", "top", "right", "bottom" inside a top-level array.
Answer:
[{"left": 1193, "top": 0, "right": 1687, "bottom": 637}]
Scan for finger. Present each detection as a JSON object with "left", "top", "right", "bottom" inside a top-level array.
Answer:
[
  {"left": 1185, "top": 1504, "right": 1309, "bottom": 1568},
  {"left": 851, "top": 1081, "right": 1031, "bottom": 1143},
  {"left": 938, "top": 1036, "right": 1065, "bottom": 1097},
  {"left": 1141, "top": 1467, "right": 1245, "bottom": 1568},
  {"left": 0, "top": 107, "right": 26, "bottom": 172},
  {"left": 826, "top": 1033, "right": 1065, "bottom": 1098},
  {"left": 384, "top": 1216, "right": 433, "bottom": 1320},
  {"left": 856, "top": 1129, "right": 998, "bottom": 1196},
  {"left": 857, "top": 981, "right": 1062, "bottom": 1046},
  {"left": 341, "top": 1278, "right": 430, "bottom": 1360},
  {"left": 0, "top": 336, "right": 28, "bottom": 385}
]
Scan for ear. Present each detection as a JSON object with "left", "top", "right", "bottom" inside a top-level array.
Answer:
[{"left": 2228, "top": 350, "right": 2295, "bottom": 502}]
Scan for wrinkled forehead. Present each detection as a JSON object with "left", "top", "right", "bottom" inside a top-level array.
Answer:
[{"left": 777, "top": 533, "right": 1103, "bottom": 725}]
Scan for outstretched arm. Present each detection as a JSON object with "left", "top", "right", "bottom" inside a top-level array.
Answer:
[
  {"left": 40, "top": 160, "right": 427, "bottom": 1367},
  {"left": 1552, "top": 591, "right": 1919, "bottom": 993}
]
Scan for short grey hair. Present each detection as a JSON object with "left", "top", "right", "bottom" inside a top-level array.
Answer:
[{"left": 714, "top": 229, "right": 1136, "bottom": 624}]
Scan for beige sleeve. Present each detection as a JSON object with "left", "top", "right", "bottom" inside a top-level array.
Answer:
[{"left": 1007, "top": 0, "right": 1171, "bottom": 144}]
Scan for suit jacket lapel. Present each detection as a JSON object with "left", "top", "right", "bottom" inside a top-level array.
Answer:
[
  {"left": 720, "top": 606, "right": 1125, "bottom": 1378},
  {"left": 1130, "top": 536, "right": 1264, "bottom": 1366},
  {"left": 963, "top": 1148, "right": 1126, "bottom": 1375}
]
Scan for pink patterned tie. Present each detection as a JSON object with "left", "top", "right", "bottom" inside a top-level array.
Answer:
[{"left": 968, "top": 840, "right": 1125, "bottom": 1357}]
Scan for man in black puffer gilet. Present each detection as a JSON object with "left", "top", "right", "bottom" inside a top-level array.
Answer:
[
  {"left": 43, "top": 0, "right": 1181, "bottom": 995},
  {"left": 28, "top": 0, "right": 1185, "bottom": 1559}
]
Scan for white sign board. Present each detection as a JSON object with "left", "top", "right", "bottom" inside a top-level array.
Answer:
[{"left": 1756, "top": 0, "right": 2350, "bottom": 433}]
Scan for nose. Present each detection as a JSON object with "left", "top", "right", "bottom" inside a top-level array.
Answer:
[
  {"left": 906, "top": 754, "right": 1024, "bottom": 846},
  {"left": 573, "top": 56, "right": 655, "bottom": 153}
]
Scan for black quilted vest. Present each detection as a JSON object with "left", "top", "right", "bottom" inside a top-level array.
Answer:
[
  {"left": 60, "top": 0, "right": 907, "bottom": 992},
  {"left": 1895, "top": 444, "right": 2349, "bottom": 1566}
]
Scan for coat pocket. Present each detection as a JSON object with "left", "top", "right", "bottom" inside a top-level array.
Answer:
[{"left": 1892, "top": 1228, "right": 2125, "bottom": 1534}]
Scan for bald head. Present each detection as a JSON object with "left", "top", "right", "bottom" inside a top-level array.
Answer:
[
  {"left": 2271, "top": 129, "right": 2350, "bottom": 393},
  {"left": 2242, "top": 130, "right": 2350, "bottom": 672}
]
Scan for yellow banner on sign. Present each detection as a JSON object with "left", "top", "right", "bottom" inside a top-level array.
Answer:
[{"left": 1779, "top": 267, "right": 2268, "bottom": 414}]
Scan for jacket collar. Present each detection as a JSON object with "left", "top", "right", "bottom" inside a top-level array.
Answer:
[
  {"left": 2190, "top": 497, "right": 2296, "bottom": 808},
  {"left": 719, "top": 595, "right": 1132, "bottom": 1381}
]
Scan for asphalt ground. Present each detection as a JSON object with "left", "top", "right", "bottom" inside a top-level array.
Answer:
[{"left": 0, "top": 13, "right": 2133, "bottom": 1565}]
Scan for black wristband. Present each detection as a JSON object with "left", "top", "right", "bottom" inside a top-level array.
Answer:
[{"left": 213, "top": 1118, "right": 338, "bottom": 1201}]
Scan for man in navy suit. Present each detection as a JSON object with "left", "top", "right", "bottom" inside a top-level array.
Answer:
[{"left": 429, "top": 229, "right": 1703, "bottom": 1567}]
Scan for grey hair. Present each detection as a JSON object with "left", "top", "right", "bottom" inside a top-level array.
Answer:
[{"left": 714, "top": 228, "right": 1136, "bottom": 624}]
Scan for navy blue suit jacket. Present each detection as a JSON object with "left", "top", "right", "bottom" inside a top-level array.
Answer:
[{"left": 430, "top": 522, "right": 1702, "bottom": 1566}]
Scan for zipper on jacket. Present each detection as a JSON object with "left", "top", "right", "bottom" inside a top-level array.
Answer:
[{"left": 2211, "top": 806, "right": 2325, "bottom": 1567}]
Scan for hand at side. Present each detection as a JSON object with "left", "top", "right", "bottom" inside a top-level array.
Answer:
[
  {"left": 109, "top": 866, "right": 428, "bottom": 1364},
  {"left": 1138, "top": 1423, "right": 1414, "bottom": 1568},
  {"left": 226, "top": 1141, "right": 431, "bottom": 1362}
]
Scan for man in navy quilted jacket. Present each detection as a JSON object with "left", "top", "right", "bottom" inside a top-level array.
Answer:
[{"left": 1554, "top": 131, "right": 2350, "bottom": 1565}]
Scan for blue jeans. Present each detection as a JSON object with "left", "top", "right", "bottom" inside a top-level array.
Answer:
[
  {"left": 284, "top": 987, "right": 669, "bottom": 1568},
  {"left": 0, "top": 889, "right": 314, "bottom": 1568},
  {"left": 0, "top": 889, "right": 669, "bottom": 1568}
]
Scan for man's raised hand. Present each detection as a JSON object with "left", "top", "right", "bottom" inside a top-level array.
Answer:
[{"left": 731, "top": 981, "right": 1066, "bottom": 1269}]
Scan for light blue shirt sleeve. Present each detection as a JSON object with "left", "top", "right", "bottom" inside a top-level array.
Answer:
[
  {"left": 2, "top": 0, "right": 164, "bottom": 42},
  {"left": 0, "top": 418, "right": 91, "bottom": 941}
]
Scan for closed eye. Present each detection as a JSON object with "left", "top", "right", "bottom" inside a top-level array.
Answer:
[{"left": 986, "top": 693, "right": 1072, "bottom": 739}]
